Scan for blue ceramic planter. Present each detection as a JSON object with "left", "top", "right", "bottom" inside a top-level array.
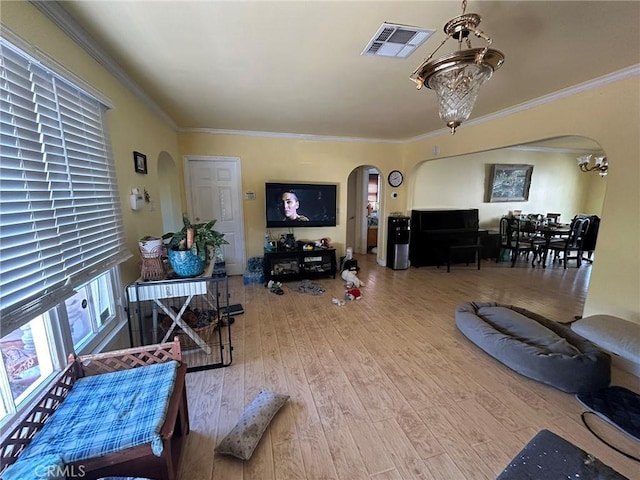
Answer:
[{"left": 168, "top": 249, "right": 205, "bottom": 277}]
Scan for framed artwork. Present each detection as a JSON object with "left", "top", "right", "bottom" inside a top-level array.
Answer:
[
  {"left": 487, "top": 164, "right": 533, "bottom": 202},
  {"left": 133, "top": 151, "right": 147, "bottom": 174}
]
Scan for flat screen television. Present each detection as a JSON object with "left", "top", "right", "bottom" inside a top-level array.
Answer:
[{"left": 266, "top": 182, "right": 337, "bottom": 228}]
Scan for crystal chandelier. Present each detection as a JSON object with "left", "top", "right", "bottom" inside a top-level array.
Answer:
[
  {"left": 409, "top": 0, "right": 504, "bottom": 134},
  {"left": 577, "top": 155, "right": 608, "bottom": 176}
]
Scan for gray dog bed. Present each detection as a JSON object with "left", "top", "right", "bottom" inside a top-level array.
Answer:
[
  {"left": 497, "top": 429, "right": 627, "bottom": 480},
  {"left": 455, "top": 302, "right": 611, "bottom": 393}
]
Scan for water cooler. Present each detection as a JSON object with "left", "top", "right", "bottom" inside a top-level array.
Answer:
[{"left": 387, "top": 216, "right": 410, "bottom": 270}]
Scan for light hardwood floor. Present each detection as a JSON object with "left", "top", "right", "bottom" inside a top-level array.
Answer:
[{"left": 178, "top": 254, "right": 639, "bottom": 480}]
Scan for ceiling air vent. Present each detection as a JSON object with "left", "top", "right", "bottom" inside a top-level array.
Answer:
[{"left": 362, "top": 23, "right": 435, "bottom": 59}]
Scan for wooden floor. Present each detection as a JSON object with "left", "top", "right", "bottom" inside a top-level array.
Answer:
[{"left": 178, "top": 254, "right": 639, "bottom": 480}]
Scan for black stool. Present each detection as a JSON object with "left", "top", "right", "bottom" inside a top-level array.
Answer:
[{"left": 447, "top": 244, "right": 482, "bottom": 272}]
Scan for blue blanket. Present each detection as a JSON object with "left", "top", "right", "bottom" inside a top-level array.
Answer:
[{"left": 3, "top": 360, "right": 179, "bottom": 480}]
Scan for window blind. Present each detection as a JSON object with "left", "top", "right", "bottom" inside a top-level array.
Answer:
[{"left": 0, "top": 38, "right": 129, "bottom": 333}]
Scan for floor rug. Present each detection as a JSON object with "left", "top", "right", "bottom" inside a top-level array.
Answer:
[
  {"left": 497, "top": 429, "right": 628, "bottom": 480},
  {"left": 576, "top": 386, "right": 640, "bottom": 442}
]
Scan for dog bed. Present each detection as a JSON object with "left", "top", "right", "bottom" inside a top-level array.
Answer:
[
  {"left": 497, "top": 429, "right": 626, "bottom": 480},
  {"left": 455, "top": 302, "right": 611, "bottom": 393}
]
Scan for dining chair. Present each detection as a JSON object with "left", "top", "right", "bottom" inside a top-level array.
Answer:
[
  {"left": 497, "top": 217, "right": 537, "bottom": 267},
  {"left": 575, "top": 214, "right": 600, "bottom": 263},
  {"left": 545, "top": 216, "right": 591, "bottom": 268},
  {"left": 518, "top": 217, "right": 545, "bottom": 242}
]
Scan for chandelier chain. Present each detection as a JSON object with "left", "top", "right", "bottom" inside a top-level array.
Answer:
[{"left": 462, "top": 0, "right": 468, "bottom": 14}]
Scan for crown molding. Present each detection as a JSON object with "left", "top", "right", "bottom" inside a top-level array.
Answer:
[
  {"left": 507, "top": 145, "right": 604, "bottom": 155},
  {"left": 30, "top": 0, "right": 177, "bottom": 131},
  {"left": 207, "top": 64, "right": 638, "bottom": 144},
  {"left": 178, "top": 127, "right": 403, "bottom": 144},
  {"left": 406, "top": 64, "right": 640, "bottom": 144}
]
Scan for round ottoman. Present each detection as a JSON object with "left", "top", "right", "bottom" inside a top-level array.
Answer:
[{"left": 455, "top": 302, "right": 611, "bottom": 393}]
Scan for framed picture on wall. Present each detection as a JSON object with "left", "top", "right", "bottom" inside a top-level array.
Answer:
[
  {"left": 487, "top": 164, "right": 533, "bottom": 202},
  {"left": 133, "top": 151, "right": 147, "bottom": 174}
]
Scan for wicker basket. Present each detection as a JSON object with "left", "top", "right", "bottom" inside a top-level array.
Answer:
[
  {"left": 139, "top": 244, "right": 166, "bottom": 281},
  {"left": 175, "top": 322, "right": 218, "bottom": 350},
  {"left": 160, "top": 309, "right": 218, "bottom": 351}
]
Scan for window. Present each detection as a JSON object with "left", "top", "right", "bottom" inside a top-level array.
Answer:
[
  {"left": 64, "top": 271, "right": 116, "bottom": 350},
  {"left": 0, "top": 35, "right": 129, "bottom": 328},
  {"left": 0, "top": 269, "right": 122, "bottom": 425},
  {"left": 0, "top": 315, "right": 56, "bottom": 416},
  {"left": 0, "top": 35, "right": 129, "bottom": 424}
]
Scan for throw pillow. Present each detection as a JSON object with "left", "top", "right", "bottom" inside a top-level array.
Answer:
[{"left": 214, "top": 389, "right": 289, "bottom": 460}]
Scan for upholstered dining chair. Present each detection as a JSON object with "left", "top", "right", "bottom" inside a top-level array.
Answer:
[
  {"left": 545, "top": 216, "right": 591, "bottom": 268},
  {"left": 498, "top": 217, "right": 537, "bottom": 267},
  {"left": 575, "top": 214, "right": 600, "bottom": 263}
]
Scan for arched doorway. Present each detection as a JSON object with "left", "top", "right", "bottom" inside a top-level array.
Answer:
[
  {"left": 157, "top": 151, "right": 182, "bottom": 234},
  {"left": 346, "top": 165, "right": 382, "bottom": 263},
  {"left": 410, "top": 136, "right": 606, "bottom": 229},
  {"left": 409, "top": 135, "right": 606, "bottom": 271}
]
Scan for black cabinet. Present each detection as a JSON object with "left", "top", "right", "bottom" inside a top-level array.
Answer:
[{"left": 264, "top": 248, "right": 336, "bottom": 282}]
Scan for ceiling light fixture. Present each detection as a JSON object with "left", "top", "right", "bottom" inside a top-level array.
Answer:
[
  {"left": 409, "top": 0, "right": 504, "bottom": 134},
  {"left": 577, "top": 155, "right": 608, "bottom": 177}
]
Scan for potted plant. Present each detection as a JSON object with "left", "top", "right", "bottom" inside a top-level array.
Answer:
[{"left": 162, "top": 216, "right": 228, "bottom": 277}]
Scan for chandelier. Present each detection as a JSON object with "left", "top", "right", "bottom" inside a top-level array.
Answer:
[
  {"left": 577, "top": 155, "right": 608, "bottom": 176},
  {"left": 409, "top": 0, "right": 504, "bottom": 134}
]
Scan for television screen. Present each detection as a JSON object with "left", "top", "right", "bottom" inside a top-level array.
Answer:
[{"left": 266, "top": 182, "right": 337, "bottom": 228}]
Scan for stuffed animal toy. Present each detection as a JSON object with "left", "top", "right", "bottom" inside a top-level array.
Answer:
[
  {"left": 341, "top": 269, "right": 365, "bottom": 288},
  {"left": 344, "top": 288, "right": 362, "bottom": 301}
]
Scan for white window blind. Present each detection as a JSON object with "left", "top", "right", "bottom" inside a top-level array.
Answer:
[{"left": 0, "top": 38, "right": 129, "bottom": 333}]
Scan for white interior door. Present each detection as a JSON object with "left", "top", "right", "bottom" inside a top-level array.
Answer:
[{"left": 185, "top": 156, "right": 245, "bottom": 276}]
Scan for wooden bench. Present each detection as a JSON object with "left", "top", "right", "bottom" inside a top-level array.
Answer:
[{"left": 0, "top": 340, "right": 189, "bottom": 480}]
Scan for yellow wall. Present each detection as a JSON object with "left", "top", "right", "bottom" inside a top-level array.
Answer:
[
  {"left": 177, "top": 133, "right": 403, "bottom": 258},
  {"left": 4, "top": 2, "right": 638, "bottom": 325},
  {"left": 581, "top": 170, "right": 607, "bottom": 216}
]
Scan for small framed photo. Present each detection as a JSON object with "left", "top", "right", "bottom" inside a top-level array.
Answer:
[{"left": 133, "top": 151, "right": 147, "bottom": 174}]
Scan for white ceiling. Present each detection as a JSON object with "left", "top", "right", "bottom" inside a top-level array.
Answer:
[{"left": 52, "top": 1, "right": 640, "bottom": 141}]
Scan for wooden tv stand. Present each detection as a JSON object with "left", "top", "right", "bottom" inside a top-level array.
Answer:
[{"left": 263, "top": 247, "right": 336, "bottom": 282}]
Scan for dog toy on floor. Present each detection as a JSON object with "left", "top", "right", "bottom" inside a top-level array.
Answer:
[
  {"left": 266, "top": 280, "right": 284, "bottom": 295},
  {"left": 344, "top": 288, "right": 362, "bottom": 301},
  {"left": 341, "top": 269, "right": 365, "bottom": 288}
]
